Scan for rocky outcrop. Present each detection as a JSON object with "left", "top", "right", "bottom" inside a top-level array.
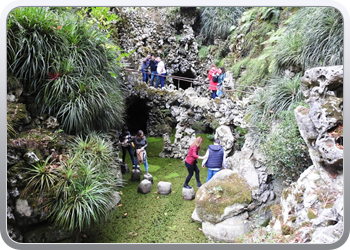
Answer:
[
  {"left": 268, "top": 65, "right": 344, "bottom": 243},
  {"left": 192, "top": 170, "right": 252, "bottom": 241}
]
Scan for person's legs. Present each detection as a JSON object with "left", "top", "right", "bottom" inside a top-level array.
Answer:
[
  {"left": 184, "top": 162, "right": 194, "bottom": 188},
  {"left": 150, "top": 71, "right": 157, "bottom": 86},
  {"left": 212, "top": 170, "right": 220, "bottom": 178},
  {"left": 194, "top": 164, "right": 201, "bottom": 187},
  {"left": 142, "top": 69, "right": 149, "bottom": 83},
  {"left": 127, "top": 146, "right": 135, "bottom": 165},
  {"left": 144, "top": 158, "right": 148, "bottom": 172},
  {"left": 122, "top": 147, "right": 127, "bottom": 163},
  {"left": 160, "top": 73, "right": 166, "bottom": 88},
  {"left": 206, "top": 168, "right": 214, "bottom": 182},
  {"left": 212, "top": 90, "right": 217, "bottom": 99}
]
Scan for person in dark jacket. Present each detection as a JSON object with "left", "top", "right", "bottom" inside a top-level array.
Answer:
[
  {"left": 119, "top": 126, "right": 136, "bottom": 167},
  {"left": 202, "top": 139, "right": 227, "bottom": 182},
  {"left": 149, "top": 54, "right": 159, "bottom": 87},
  {"left": 141, "top": 53, "right": 151, "bottom": 83},
  {"left": 128, "top": 130, "right": 150, "bottom": 175}
]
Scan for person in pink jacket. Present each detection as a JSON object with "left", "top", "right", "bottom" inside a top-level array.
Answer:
[
  {"left": 208, "top": 64, "right": 220, "bottom": 99},
  {"left": 183, "top": 137, "right": 204, "bottom": 189}
]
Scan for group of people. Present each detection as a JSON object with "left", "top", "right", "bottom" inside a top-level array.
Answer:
[
  {"left": 119, "top": 126, "right": 151, "bottom": 176},
  {"left": 119, "top": 127, "right": 226, "bottom": 188},
  {"left": 141, "top": 53, "right": 167, "bottom": 89},
  {"left": 183, "top": 137, "right": 226, "bottom": 189},
  {"left": 208, "top": 64, "right": 226, "bottom": 99}
]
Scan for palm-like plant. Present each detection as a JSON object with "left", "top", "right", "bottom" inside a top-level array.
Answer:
[
  {"left": 7, "top": 7, "right": 125, "bottom": 134},
  {"left": 47, "top": 159, "right": 115, "bottom": 232},
  {"left": 22, "top": 156, "right": 60, "bottom": 198}
]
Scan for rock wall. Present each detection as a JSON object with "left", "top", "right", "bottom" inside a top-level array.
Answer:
[{"left": 268, "top": 65, "right": 344, "bottom": 243}]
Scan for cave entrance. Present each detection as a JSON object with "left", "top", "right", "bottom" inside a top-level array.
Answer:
[
  {"left": 172, "top": 70, "right": 196, "bottom": 90},
  {"left": 125, "top": 98, "right": 150, "bottom": 135}
]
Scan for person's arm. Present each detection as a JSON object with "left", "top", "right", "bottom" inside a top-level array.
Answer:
[
  {"left": 141, "top": 138, "right": 148, "bottom": 150},
  {"left": 201, "top": 150, "right": 209, "bottom": 168},
  {"left": 222, "top": 150, "right": 227, "bottom": 169}
]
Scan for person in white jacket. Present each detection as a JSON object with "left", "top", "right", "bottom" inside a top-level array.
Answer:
[{"left": 156, "top": 56, "right": 167, "bottom": 89}]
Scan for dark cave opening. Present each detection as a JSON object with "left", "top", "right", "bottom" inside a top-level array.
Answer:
[
  {"left": 172, "top": 70, "right": 196, "bottom": 90},
  {"left": 125, "top": 98, "right": 150, "bottom": 135}
]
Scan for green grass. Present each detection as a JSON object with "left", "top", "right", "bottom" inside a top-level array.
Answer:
[{"left": 82, "top": 136, "right": 211, "bottom": 243}]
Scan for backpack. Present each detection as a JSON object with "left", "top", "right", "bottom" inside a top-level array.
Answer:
[{"left": 212, "top": 75, "right": 218, "bottom": 83}]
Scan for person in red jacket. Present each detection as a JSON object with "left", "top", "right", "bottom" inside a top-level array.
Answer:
[
  {"left": 208, "top": 64, "right": 220, "bottom": 99},
  {"left": 183, "top": 137, "right": 204, "bottom": 189}
]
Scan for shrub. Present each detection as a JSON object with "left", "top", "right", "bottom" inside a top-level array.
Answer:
[
  {"left": 7, "top": 7, "right": 125, "bottom": 134},
  {"left": 22, "top": 132, "right": 122, "bottom": 232},
  {"left": 260, "top": 111, "right": 312, "bottom": 184}
]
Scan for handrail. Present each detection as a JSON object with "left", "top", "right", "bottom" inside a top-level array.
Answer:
[{"left": 122, "top": 67, "right": 253, "bottom": 94}]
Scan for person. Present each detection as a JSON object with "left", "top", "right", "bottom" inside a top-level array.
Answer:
[
  {"left": 216, "top": 67, "right": 226, "bottom": 98},
  {"left": 202, "top": 139, "right": 227, "bottom": 182},
  {"left": 208, "top": 64, "right": 220, "bottom": 99},
  {"left": 129, "top": 130, "right": 150, "bottom": 175},
  {"left": 183, "top": 137, "right": 204, "bottom": 189},
  {"left": 119, "top": 126, "right": 136, "bottom": 167},
  {"left": 149, "top": 54, "right": 159, "bottom": 87},
  {"left": 141, "top": 53, "right": 151, "bottom": 84},
  {"left": 156, "top": 56, "right": 167, "bottom": 89}
]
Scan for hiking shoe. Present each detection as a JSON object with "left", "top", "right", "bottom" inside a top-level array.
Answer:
[
  {"left": 145, "top": 171, "right": 150, "bottom": 176},
  {"left": 183, "top": 185, "right": 192, "bottom": 189},
  {"left": 197, "top": 183, "right": 202, "bottom": 188}
]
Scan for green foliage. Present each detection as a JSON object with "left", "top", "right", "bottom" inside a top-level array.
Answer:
[
  {"left": 7, "top": 7, "right": 125, "bottom": 134},
  {"left": 260, "top": 111, "right": 312, "bottom": 184},
  {"left": 234, "top": 126, "right": 247, "bottom": 150},
  {"left": 22, "top": 132, "right": 122, "bottom": 232},
  {"left": 198, "top": 46, "right": 209, "bottom": 60},
  {"left": 273, "top": 7, "right": 343, "bottom": 71},
  {"left": 200, "top": 7, "right": 246, "bottom": 44}
]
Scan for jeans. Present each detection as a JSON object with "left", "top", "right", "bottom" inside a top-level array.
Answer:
[
  {"left": 184, "top": 161, "right": 201, "bottom": 186},
  {"left": 150, "top": 71, "right": 158, "bottom": 86},
  {"left": 157, "top": 73, "right": 166, "bottom": 89},
  {"left": 122, "top": 146, "right": 135, "bottom": 165},
  {"left": 212, "top": 90, "right": 217, "bottom": 99},
  {"left": 206, "top": 168, "right": 220, "bottom": 182},
  {"left": 142, "top": 69, "right": 149, "bottom": 83},
  {"left": 134, "top": 154, "right": 148, "bottom": 172}
]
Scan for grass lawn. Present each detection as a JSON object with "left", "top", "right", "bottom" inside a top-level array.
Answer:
[{"left": 82, "top": 134, "right": 214, "bottom": 243}]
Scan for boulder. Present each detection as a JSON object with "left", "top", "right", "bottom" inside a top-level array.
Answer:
[
  {"left": 138, "top": 180, "right": 152, "bottom": 194},
  {"left": 143, "top": 173, "right": 153, "bottom": 184},
  {"left": 131, "top": 168, "right": 141, "bottom": 182},
  {"left": 23, "top": 224, "right": 80, "bottom": 243},
  {"left": 14, "top": 198, "right": 48, "bottom": 226},
  {"left": 202, "top": 212, "right": 250, "bottom": 242},
  {"left": 157, "top": 181, "right": 172, "bottom": 195},
  {"left": 214, "top": 125, "right": 235, "bottom": 156},
  {"left": 182, "top": 187, "right": 195, "bottom": 200},
  {"left": 195, "top": 169, "right": 252, "bottom": 224}
]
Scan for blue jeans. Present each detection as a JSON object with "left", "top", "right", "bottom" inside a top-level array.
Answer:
[
  {"left": 122, "top": 146, "right": 135, "bottom": 165},
  {"left": 206, "top": 168, "right": 220, "bottom": 182},
  {"left": 142, "top": 69, "right": 149, "bottom": 83},
  {"left": 157, "top": 73, "right": 166, "bottom": 89},
  {"left": 134, "top": 155, "right": 148, "bottom": 172},
  {"left": 150, "top": 71, "right": 158, "bottom": 86},
  {"left": 212, "top": 90, "right": 217, "bottom": 99}
]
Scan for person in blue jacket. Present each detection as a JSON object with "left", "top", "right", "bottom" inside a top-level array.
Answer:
[{"left": 201, "top": 139, "right": 227, "bottom": 182}]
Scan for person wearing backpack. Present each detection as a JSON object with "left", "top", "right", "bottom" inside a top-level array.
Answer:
[
  {"left": 216, "top": 67, "right": 226, "bottom": 98},
  {"left": 208, "top": 64, "right": 220, "bottom": 99}
]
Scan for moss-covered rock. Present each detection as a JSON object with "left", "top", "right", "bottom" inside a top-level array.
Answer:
[{"left": 195, "top": 169, "right": 252, "bottom": 223}]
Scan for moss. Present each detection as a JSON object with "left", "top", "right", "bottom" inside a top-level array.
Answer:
[
  {"left": 282, "top": 225, "right": 294, "bottom": 235},
  {"left": 7, "top": 103, "right": 28, "bottom": 124},
  {"left": 321, "top": 96, "right": 343, "bottom": 121},
  {"left": 289, "top": 214, "right": 297, "bottom": 223},
  {"left": 307, "top": 208, "right": 317, "bottom": 220},
  {"left": 282, "top": 187, "right": 291, "bottom": 200},
  {"left": 196, "top": 173, "right": 252, "bottom": 221},
  {"left": 294, "top": 191, "right": 304, "bottom": 203}
]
